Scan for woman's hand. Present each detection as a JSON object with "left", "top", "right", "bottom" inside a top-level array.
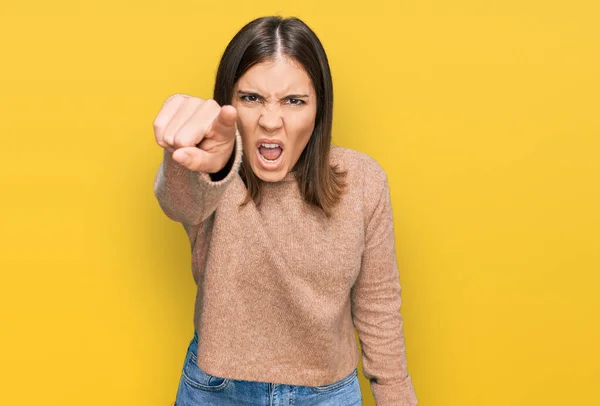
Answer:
[{"left": 153, "top": 94, "right": 238, "bottom": 173}]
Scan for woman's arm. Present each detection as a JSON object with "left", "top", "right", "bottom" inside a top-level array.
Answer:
[
  {"left": 351, "top": 161, "right": 418, "bottom": 406},
  {"left": 153, "top": 132, "right": 243, "bottom": 226}
]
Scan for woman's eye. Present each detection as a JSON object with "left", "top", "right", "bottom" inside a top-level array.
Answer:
[
  {"left": 241, "top": 95, "right": 259, "bottom": 103},
  {"left": 287, "top": 98, "right": 305, "bottom": 106}
]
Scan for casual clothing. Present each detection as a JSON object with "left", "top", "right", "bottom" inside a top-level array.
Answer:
[
  {"left": 154, "top": 134, "right": 417, "bottom": 405},
  {"left": 175, "top": 330, "right": 362, "bottom": 406}
]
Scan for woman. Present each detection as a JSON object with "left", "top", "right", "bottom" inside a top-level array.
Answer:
[{"left": 153, "top": 16, "right": 417, "bottom": 406}]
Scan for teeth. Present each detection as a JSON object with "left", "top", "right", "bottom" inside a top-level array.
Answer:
[{"left": 261, "top": 143, "right": 280, "bottom": 149}]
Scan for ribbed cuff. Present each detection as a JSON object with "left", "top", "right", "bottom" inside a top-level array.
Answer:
[
  {"left": 371, "top": 374, "right": 418, "bottom": 406},
  {"left": 197, "top": 132, "right": 243, "bottom": 187}
]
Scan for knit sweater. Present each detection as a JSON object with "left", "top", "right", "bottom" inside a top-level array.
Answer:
[{"left": 153, "top": 134, "right": 418, "bottom": 406}]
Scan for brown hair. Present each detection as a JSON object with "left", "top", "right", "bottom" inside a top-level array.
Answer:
[{"left": 213, "top": 16, "right": 347, "bottom": 217}]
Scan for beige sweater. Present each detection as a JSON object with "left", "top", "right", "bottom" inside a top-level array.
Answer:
[{"left": 153, "top": 134, "right": 417, "bottom": 405}]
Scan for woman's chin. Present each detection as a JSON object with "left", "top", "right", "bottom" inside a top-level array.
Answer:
[
  {"left": 248, "top": 161, "right": 288, "bottom": 182},
  {"left": 253, "top": 166, "right": 288, "bottom": 182}
]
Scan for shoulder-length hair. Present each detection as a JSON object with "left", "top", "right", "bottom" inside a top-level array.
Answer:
[{"left": 213, "top": 16, "right": 347, "bottom": 217}]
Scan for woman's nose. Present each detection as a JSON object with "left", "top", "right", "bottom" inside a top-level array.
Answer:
[{"left": 258, "top": 106, "right": 283, "bottom": 132}]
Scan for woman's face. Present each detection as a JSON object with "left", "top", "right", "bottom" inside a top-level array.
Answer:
[{"left": 232, "top": 56, "right": 317, "bottom": 183}]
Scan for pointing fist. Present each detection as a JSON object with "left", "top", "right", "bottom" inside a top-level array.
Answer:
[{"left": 153, "top": 94, "right": 238, "bottom": 173}]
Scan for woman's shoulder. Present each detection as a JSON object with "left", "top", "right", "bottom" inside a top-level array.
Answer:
[{"left": 330, "top": 144, "right": 389, "bottom": 186}]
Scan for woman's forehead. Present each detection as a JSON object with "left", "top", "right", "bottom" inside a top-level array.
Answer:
[{"left": 236, "top": 57, "right": 314, "bottom": 96}]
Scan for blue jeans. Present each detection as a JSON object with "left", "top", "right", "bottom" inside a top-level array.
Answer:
[{"left": 175, "top": 330, "right": 362, "bottom": 405}]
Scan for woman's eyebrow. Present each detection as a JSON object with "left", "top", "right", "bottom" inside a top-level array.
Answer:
[
  {"left": 285, "top": 94, "right": 310, "bottom": 99},
  {"left": 237, "top": 90, "right": 310, "bottom": 99}
]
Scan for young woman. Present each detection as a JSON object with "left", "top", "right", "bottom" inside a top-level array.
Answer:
[{"left": 153, "top": 15, "right": 417, "bottom": 406}]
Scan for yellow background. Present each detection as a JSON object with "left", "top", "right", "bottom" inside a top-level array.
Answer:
[{"left": 1, "top": 1, "right": 598, "bottom": 405}]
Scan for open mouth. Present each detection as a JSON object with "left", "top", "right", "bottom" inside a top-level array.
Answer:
[
  {"left": 259, "top": 143, "right": 283, "bottom": 161},
  {"left": 256, "top": 141, "right": 284, "bottom": 170}
]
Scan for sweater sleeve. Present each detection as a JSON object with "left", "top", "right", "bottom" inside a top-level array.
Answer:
[
  {"left": 153, "top": 132, "right": 243, "bottom": 226},
  {"left": 351, "top": 165, "right": 418, "bottom": 406}
]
